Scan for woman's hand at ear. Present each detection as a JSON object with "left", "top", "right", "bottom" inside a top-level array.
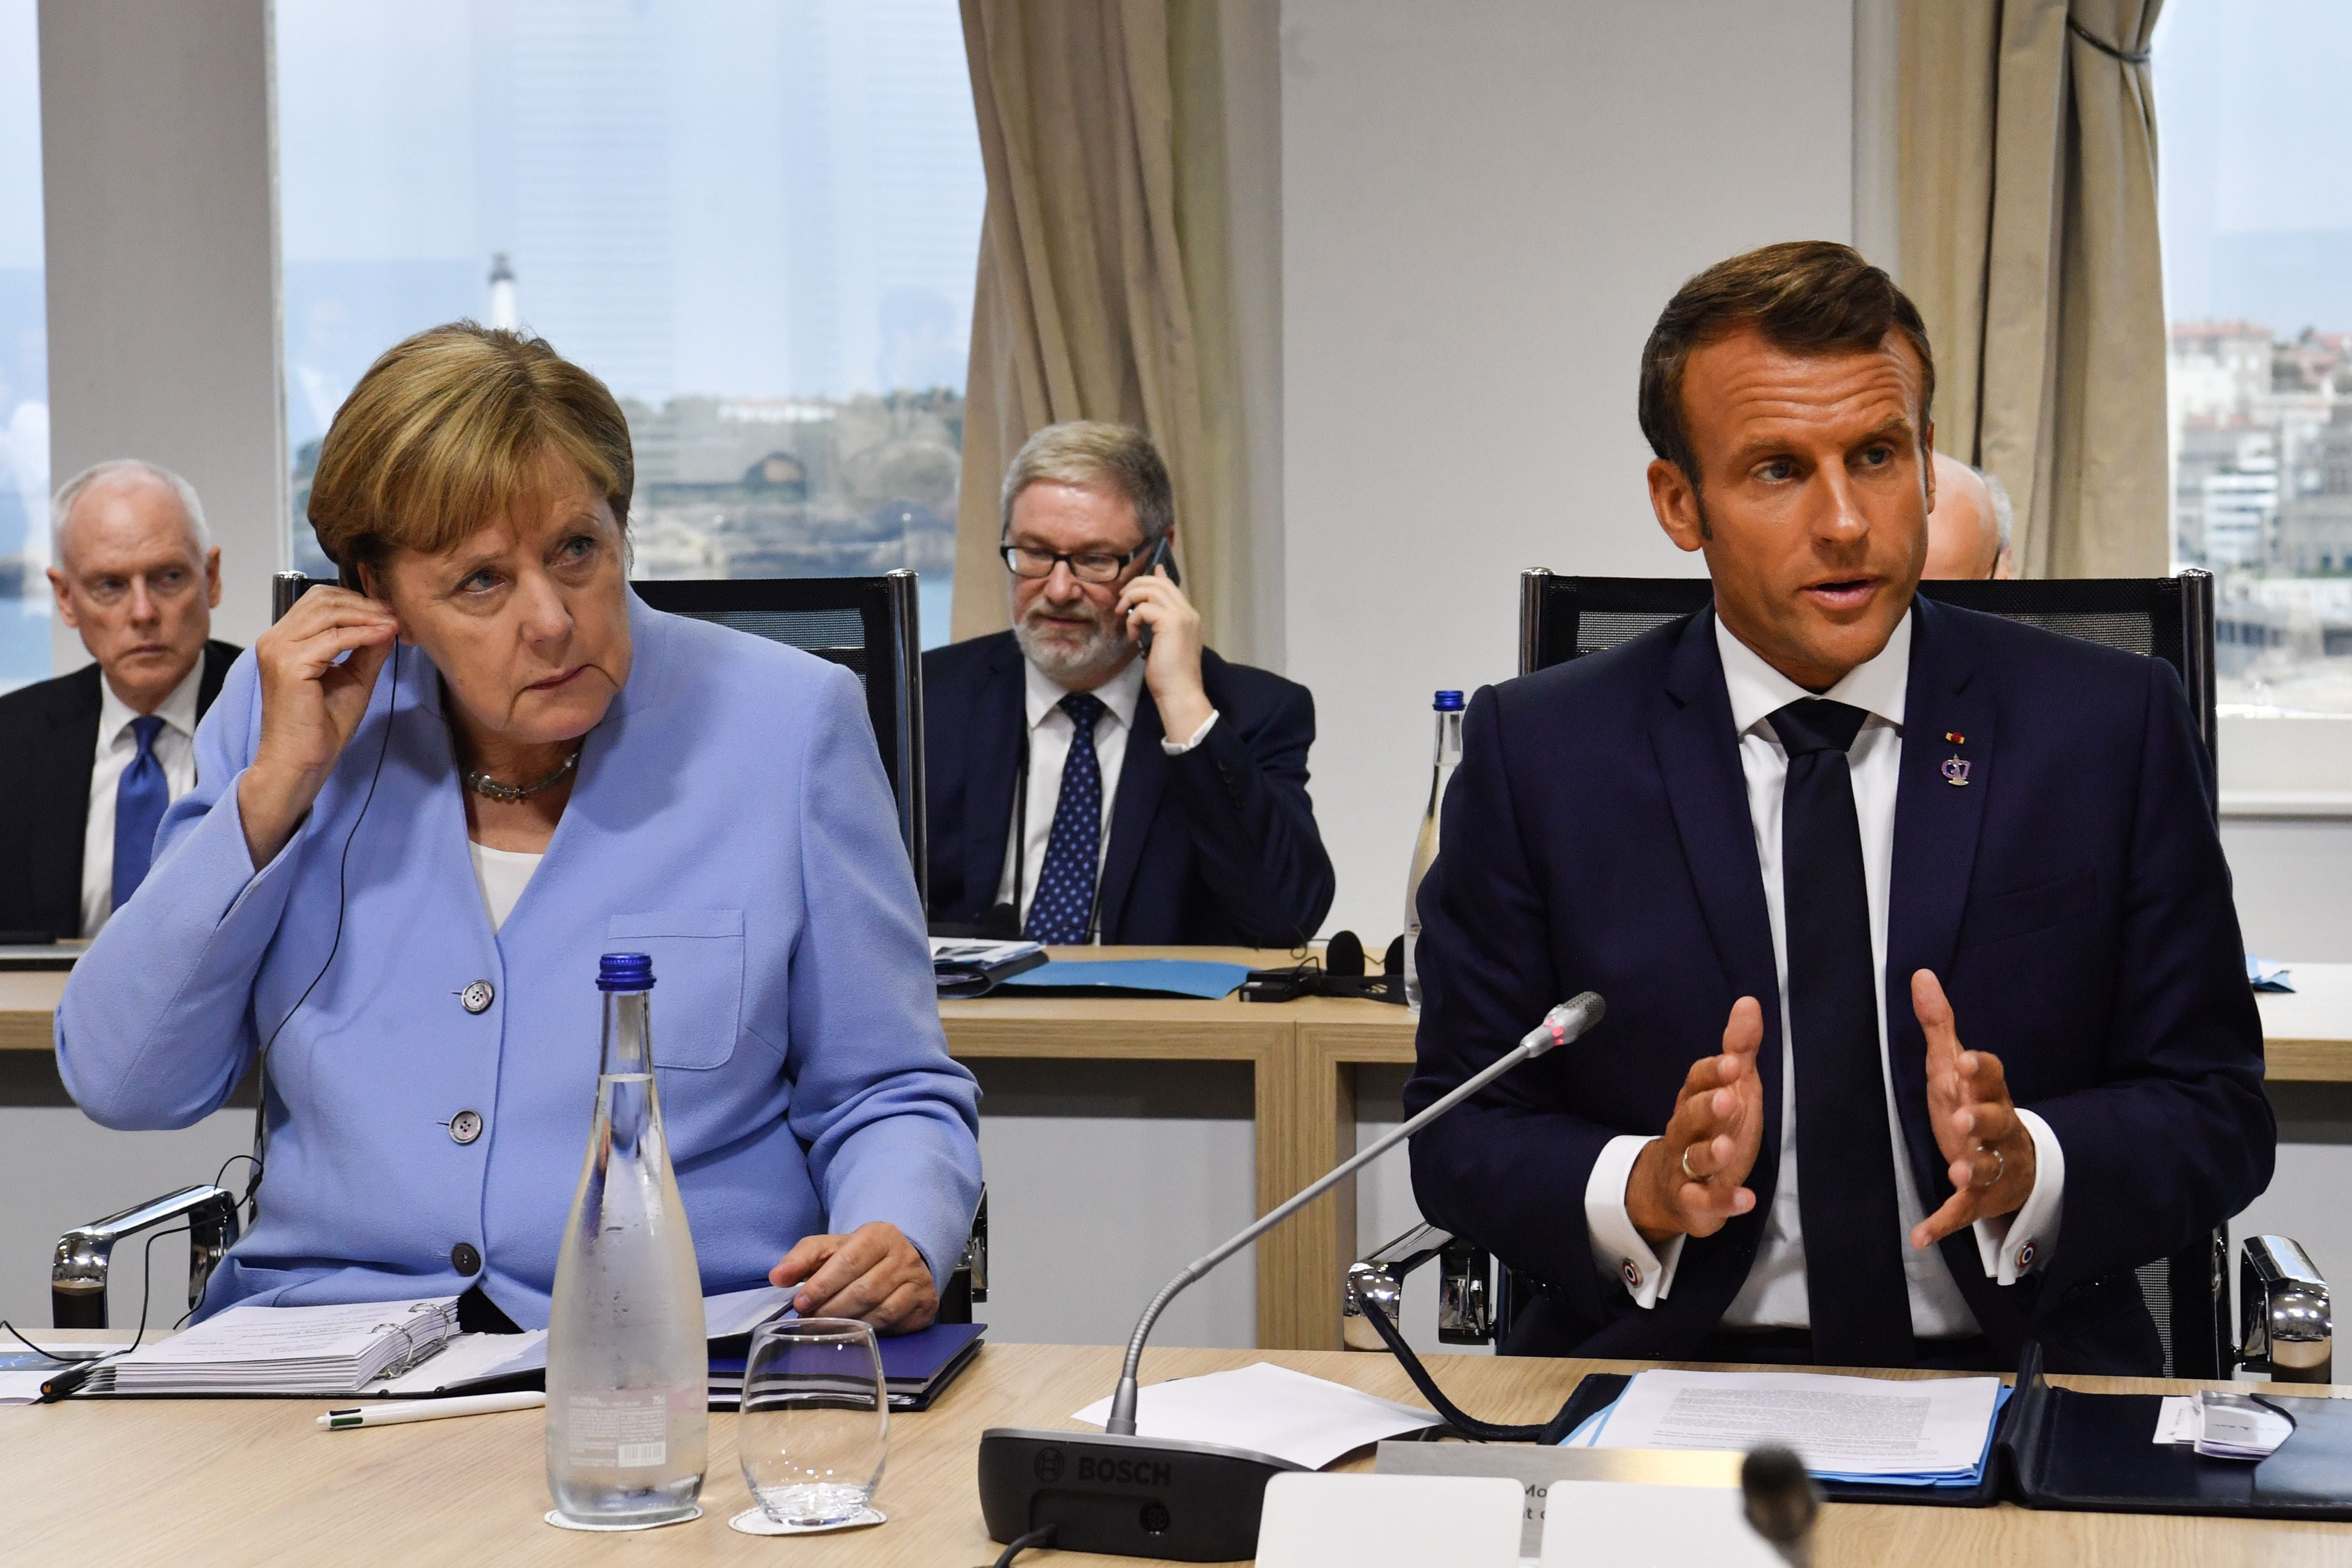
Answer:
[{"left": 238, "top": 587, "right": 402, "bottom": 869}]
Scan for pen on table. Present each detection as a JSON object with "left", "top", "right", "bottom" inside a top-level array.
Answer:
[
  {"left": 319, "top": 1390, "right": 546, "bottom": 1429},
  {"left": 37, "top": 1359, "right": 108, "bottom": 1403}
]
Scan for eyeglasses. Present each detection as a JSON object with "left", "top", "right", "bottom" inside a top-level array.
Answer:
[{"left": 998, "top": 542, "right": 1147, "bottom": 584}]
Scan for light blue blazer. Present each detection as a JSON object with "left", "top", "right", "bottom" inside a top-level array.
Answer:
[{"left": 58, "top": 591, "right": 982, "bottom": 1327}]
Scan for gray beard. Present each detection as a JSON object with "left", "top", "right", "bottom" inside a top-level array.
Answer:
[{"left": 1014, "top": 606, "right": 1133, "bottom": 689}]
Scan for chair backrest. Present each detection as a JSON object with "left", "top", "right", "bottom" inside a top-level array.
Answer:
[
  {"left": 1513, "top": 569, "right": 2229, "bottom": 1378},
  {"left": 631, "top": 573, "right": 928, "bottom": 903},
  {"left": 1517, "top": 570, "right": 2219, "bottom": 769},
  {"left": 271, "top": 569, "right": 931, "bottom": 904}
]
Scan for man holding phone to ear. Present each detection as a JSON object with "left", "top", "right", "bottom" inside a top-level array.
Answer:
[{"left": 923, "top": 421, "right": 1335, "bottom": 947}]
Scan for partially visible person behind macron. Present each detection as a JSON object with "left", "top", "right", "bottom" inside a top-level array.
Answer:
[
  {"left": 1922, "top": 452, "right": 2015, "bottom": 581},
  {"left": 923, "top": 420, "right": 1336, "bottom": 947},
  {"left": 0, "top": 460, "right": 240, "bottom": 940},
  {"left": 56, "top": 323, "right": 981, "bottom": 1334}
]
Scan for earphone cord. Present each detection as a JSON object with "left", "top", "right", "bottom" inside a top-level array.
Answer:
[{"left": 242, "top": 642, "right": 400, "bottom": 1219}]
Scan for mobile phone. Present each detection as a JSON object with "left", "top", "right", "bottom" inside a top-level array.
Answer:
[{"left": 1136, "top": 536, "right": 1177, "bottom": 657}]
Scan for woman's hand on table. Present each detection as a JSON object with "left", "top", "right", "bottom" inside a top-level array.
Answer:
[
  {"left": 769, "top": 1221, "right": 939, "bottom": 1333},
  {"left": 238, "top": 586, "right": 402, "bottom": 869}
]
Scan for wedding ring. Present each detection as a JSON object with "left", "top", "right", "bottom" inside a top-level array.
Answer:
[
  {"left": 1976, "top": 1143, "right": 2005, "bottom": 1189},
  {"left": 1679, "top": 1145, "right": 1701, "bottom": 1182}
]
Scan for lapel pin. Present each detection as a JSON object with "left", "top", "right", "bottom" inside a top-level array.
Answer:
[
  {"left": 1942, "top": 756, "right": 1971, "bottom": 787},
  {"left": 1944, "top": 731, "right": 1965, "bottom": 744}
]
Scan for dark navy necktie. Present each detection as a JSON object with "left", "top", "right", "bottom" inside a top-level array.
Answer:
[
  {"left": 1771, "top": 697, "right": 1914, "bottom": 1368},
  {"left": 112, "top": 715, "right": 169, "bottom": 912},
  {"left": 1025, "top": 693, "right": 1110, "bottom": 945}
]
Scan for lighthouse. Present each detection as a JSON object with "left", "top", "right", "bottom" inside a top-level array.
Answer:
[{"left": 488, "top": 252, "right": 518, "bottom": 330}]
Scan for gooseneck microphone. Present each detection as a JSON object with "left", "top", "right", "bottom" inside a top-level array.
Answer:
[
  {"left": 1105, "top": 992, "right": 1602, "bottom": 1436},
  {"left": 978, "top": 992, "right": 1605, "bottom": 1560}
]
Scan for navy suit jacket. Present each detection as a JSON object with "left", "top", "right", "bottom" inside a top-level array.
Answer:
[
  {"left": 922, "top": 631, "right": 1336, "bottom": 946},
  {"left": 0, "top": 640, "right": 240, "bottom": 938},
  {"left": 1404, "top": 600, "right": 2273, "bottom": 1375}
]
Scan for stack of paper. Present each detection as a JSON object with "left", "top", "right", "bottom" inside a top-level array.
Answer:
[
  {"left": 1570, "top": 1369, "right": 2008, "bottom": 1489},
  {"left": 374, "top": 1284, "right": 794, "bottom": 1397},
  {"left": 2154, "top": 1391, "right": 2296, "bottom": 1460},
  {"left": 101, "top": 1298, "right": 461, "bottom": 1395}
]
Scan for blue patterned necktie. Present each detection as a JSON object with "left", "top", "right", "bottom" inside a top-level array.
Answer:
[
  {"left": 112, "top": 714, "right": 169, "bottom": 911},
  {"left": 1025, "top": 693, "right": 1110, "bottom": 944}
]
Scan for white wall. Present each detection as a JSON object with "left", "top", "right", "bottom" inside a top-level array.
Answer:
[
  {"left": 40, "top": 0, "right": 285, "bottom": 668},
  {"left": 1280, "top": 0, "right": 1857, "bottom": 938}
]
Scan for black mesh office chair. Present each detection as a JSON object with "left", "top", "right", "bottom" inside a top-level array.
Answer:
[
  {"left": 53, "top": 568, "right": 986, "bottom": 1329},
  {"left": 1344, "top": 569, "right": 2326, "bottom": 1382}
]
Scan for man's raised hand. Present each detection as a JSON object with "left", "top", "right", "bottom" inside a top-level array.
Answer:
[
  {"left": 1910, "top": 969, "right": 2035, "bottom": 1250},
  {"left": 1626, "top": 996, "right": 1767, "bottom": 1241}
]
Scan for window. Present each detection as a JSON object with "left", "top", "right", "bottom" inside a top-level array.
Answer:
[
  {"left": 276, "top": 0, "right": 984, "bottom": 646},
  {"left": 2156, "top": 0, "right": 2352, "bottom": 716},
  {"left": 0, "top": 0, "right": 48, "bottom": 690}
]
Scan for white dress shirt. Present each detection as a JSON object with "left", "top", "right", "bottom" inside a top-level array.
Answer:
[
  {"left": 81, "top": 660, "right": 204, "bottom": 938},
  {"left": 994, "top": 654, "right": 1220, "bottom": 931},
  {"left": 1583, "top": 611, "right": 2065, "bottom": 1337}
]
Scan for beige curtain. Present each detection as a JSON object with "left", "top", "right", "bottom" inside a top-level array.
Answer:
[
  {"left": 1899, "top": 0, "right": 2169, "bottom": 578},
  {"left": 951, "top": 0, "right": 1244, "bottom": 648}
]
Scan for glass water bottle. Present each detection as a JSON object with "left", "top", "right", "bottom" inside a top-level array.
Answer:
[
  {"left": 1402, "top": 691, "right": 1466, "bottom": 1012},
  {"left": 545, "top": 953, "right": 709, "bottom": 1525}
]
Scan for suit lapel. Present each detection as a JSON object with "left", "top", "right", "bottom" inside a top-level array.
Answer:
[
  {"left": 196, "top": 640, "right": 235, "bottom": 719},
  {"left": 964, "top": 635, "right": 1026, "bottom": 915},
  {"left": 1095, "top": 688, "right": 1168, "bottom": 944},
  {"left": 1651, "top": 611, "right": 1787, "bottom": 1264},
  {"left": 32, "top": 668, "right": 104, "bottom": 927},
  {"left": 1885, "top": 597, "right": 1995, "bottom": 1207}
]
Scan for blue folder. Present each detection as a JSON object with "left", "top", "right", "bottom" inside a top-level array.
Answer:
[{"left": 995, "top": 958, "right": 1251, "bottom": 1001}]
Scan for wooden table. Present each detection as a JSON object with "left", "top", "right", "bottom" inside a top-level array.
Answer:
[
  {"left": 5, "top": 1340, "right": 2348, "bottom": 1565},
  {"left": 12, "top": 958, "right": 2351, "bottom": 1353}
]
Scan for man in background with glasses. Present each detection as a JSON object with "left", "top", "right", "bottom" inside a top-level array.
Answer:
[{"left": 922, "top": 421, "right": 1335, "bottom": 947}]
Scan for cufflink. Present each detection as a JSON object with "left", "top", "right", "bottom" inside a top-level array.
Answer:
[
  {"left": 1621, "top": 1260, "right": 1642, "bottom": 1291},
  {"left": 2015, "top": 1241, "right": 2036, "bottom": 1272}
]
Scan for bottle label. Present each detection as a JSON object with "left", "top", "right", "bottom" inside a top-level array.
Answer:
[{"left": 566, "top": 1391, "right": 670, "bottom": 1468}]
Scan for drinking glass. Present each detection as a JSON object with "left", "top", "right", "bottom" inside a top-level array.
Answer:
[{"left": 736, "top": 1318, "right": 889, "bottom": 1526}]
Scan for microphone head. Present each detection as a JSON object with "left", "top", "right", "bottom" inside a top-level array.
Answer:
[
  {"left": 1524, "top": 992, "right": 1605, "bottom": 1056},
  {"left": 1740, "top": 1445, "right": 1818, "bottom": 1563}
]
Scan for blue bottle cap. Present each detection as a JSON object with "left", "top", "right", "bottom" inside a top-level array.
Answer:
[
  {"left": 1434, "top": 691, "right": 1465, "bottom": 711},
  {"left": 597, "top": 953, "right": 656, "bottom": 992}
]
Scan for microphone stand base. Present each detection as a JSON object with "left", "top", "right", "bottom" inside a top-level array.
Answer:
[{"left": 978, "top": 1426, "right": 1305, "bottom": 1561}]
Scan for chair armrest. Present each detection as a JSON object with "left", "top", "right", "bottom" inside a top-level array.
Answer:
[
  {"left": 1343, "top": 1223, "right": 1481, "bottom": 1350},
  {"left": 2239, "top": 1234, "right": 2331, "bottom": 1383},
  {"left": 52, "top": 1184, "right": 241, "bottom": 1331}
]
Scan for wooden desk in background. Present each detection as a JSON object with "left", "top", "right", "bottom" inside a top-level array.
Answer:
[
  {"left": 10, "top": 957, "right": 2351, "bottom": 1353},
  {"left": 5, "top": 1340, "right": 2348, "bottom": 1565},
  {"left": 939, "top": 947, "right": 1415, "bottom": 1351}
]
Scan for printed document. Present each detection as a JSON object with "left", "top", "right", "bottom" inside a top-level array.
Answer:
[
  {"left": 1590, "top": 1370, "right": 2001, "bottom": 1479},
  {"left": 1074, "top": 1362, "right": 1437, "bottom": 1469}
]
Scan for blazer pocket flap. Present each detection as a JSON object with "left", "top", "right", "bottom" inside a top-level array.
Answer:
[
  {"left": 604, "top": 910, "right": 746, "bottom": 1069},
  {"left": 1957, "top": 869, "right": 2098, "bottom": 951},
  {"left": 607, "top": 909, "right": 746, "bottom": 942}
]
